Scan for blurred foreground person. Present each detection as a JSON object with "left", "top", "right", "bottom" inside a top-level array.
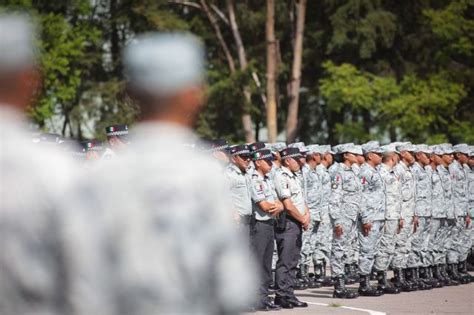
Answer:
[
  {"left": 0, "top": 13, "right": 78, "bottom": 315},
  {"left": 65, "top": 33, "right": 257, "bottom": 314}
]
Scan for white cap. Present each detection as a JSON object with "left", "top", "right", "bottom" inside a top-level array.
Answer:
[
  {"left": 362, "top": 141, "right": 384, "bottom": 154},
  {"left": 123, "top": 33, "right": 205, "bottom": 95},
  {"left": 453, "top": 143, "right": 469, "bottom": 154},
  {"left": 0, "top": 13, "right": 37, "bottom": 72},
  {"left": 288, "top": 142, "right": 308, "bottom": 154},
  {"left": 337, "top": 143, "right": 362, "bottom": 155}
]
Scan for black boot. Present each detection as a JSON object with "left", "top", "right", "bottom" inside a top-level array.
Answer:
[
  {"left": 304, "top": 264, "right": 321, "bottom": 288},
  {"left": 294, "top": 267, "right": 309, "bottom": 290},
  {"left": 458, "top": 261, "right": 473, "bottom": 283},
  {"left": 440, "top": 264, "right": 459, "bottom": 286},
  {"left": 314, "top": 262, "right": 324, "bottom": 285},
  {"left": 370, "top": 269, "right": 378, "bottom": 280},
  {"left": 333, "top": 275, "right": 359, "bottom": 299},
  {"left": 404, "top": 268, "right": 419, "bottom": 290},
  {"left": 449, "top": 263, "right": 470, "bottom": 284},
  {"left": 393, "top": 268, "right": 416, "bottom": 292},
  {"left": 423, "top": 266, "right": 443, "bottom": 288},
  {"left": 344, "top": 264, "right": 356, "bottom": 284},
  {"left": 377, "top": 270, "right": 400, "bottom": 294},
  {"left": 413, "top": 267, "right": 432, "bottom": 290},
  {"left": 358, "top": 274, "right": 383, "bottom": 297},
  {"left": 321, "top": 261, "right": 334, "bottom": 286}
]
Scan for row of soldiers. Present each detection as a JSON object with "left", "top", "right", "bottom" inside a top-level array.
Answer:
[{"left": 212, "top": 139, "right": 474, "bottom": 311}]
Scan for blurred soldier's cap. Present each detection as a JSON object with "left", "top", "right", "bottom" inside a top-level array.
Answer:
[
  {"left": 252, "top": 149, "right": 274, "bottom": 162},
  {"left": 280, "top": 147, "right": 303, "bottom": 159},
  {"left": 469, "top": 146, "right": 474, "bottom": 157},
  {"left": 414, "top": 144, "right": 432, "bottom": 154},
  {"left": 288, "top": 142, "right": 308, "bottom": 154},
  {"left": 362, "top": 141, "right": 384, "bottom": 154},
  {"left": 229, "top": 144, "right": 250, "bottom": 156},
  {"left": 430, "top": 145, "right": 444, "bottom": 155},
  {"left": 60, "top": 139, "right": 86, "bottom": 159},
  {"left": 453, "top": 143, "right": 469, "bottom": 155},
  {"left": 123, "top": 33, "right": 205, "bottom": 95},
  {"left": 397, "top": 143, "right": 416, "bottom": 152},
  {"left": 380, "top": 143, "right": 398, "bottom": 153},
  {"left": 306, "top": 144, "right": 319, "bottom": 154},
  {"left": 267, "top": 142, "right": 286, "bottom": 153},
  {"left": 0, "top": 13, "right": 38, "bottom": 73},
  {"left": 320, "top": 145, "right": 335, "bottom": 154},
  {"left": 336, "top": 143, "right": 362, "bottom": 155},
  {"left": 249, "top": 142, "right": 265, "bottom": 153},
  {"left": 81, "top": 140, "right": 104, "bottom": 152},
  {"left": 439, "top": 143, "right": 454, "bottom": 154},
  {"left": 105, "top": 124, "right": 129, "bottom": 138}
]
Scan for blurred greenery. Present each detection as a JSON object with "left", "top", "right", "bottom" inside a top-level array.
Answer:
[{"left": 1, "top": 0, "right": 472, "bottom": 143}]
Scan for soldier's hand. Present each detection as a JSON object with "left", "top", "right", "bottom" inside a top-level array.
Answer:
[
  {"left": 335, "top": 225, "right": 343, "bottom": 238},
  {"left": 413, "top": 216, "right": 419, "bottom": 233},
  {"left": 362, "top": 222, "right": 372, "bottom": 237},
  {"left": 466, "top": 216, "right": 471, "bottom": 228},
  {"left": 303, "top": 221, "right": 310, "bottom": 231},
  {"left": 397, "top": 219, "right": 404, "bottom": 234}
]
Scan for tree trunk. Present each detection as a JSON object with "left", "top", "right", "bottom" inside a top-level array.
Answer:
[
  {"left": 200, "top": 0, "right": 235, "bottom": 72},
  {"left": 286, "top": 0, "right": 306, "bottom": 143},
  {"left": 226, "top": 0, "right": 255, "bottom": 142},
  {"left": 266, "top": 0, "right": 278, "bottom": 143}
]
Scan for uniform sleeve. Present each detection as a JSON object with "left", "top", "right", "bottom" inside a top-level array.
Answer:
[
  {"left": 250, "top": 177, "right": 267, "bottom": 203},
  {"left": 329, "top": 172, "right": 343, "bottom": 225},
  {"left": 306, "top": 172, "right": 322, "bottom": 221},
  {"left": 359, "top": 170, "right": 373, "bottom": 224},
  {"left": 274, "top": 171, "right": 291, "bottom": 200}
]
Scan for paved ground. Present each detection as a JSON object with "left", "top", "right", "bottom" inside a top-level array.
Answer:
[{"left": 250, "top": 272, "right": 474, "bottom": 315}]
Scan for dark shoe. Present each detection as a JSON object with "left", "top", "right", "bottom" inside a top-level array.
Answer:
[
  {"left": 350, "top": 263, "right": 360, "bottom": 282},
  {"left": 358, "top": 275, "right": 383, "bottom": 297},
  {"left": 404, "top": 268, "right": 419, "bottom": 290},
  {"left": 458, "top": 261, "right": 474, "bottom": 283},
  {"left": 413, "top": 267, "right": 432, "bottom": 290},
  {"left": 393, "top": 268, "right": 416, "bottom": 292},
  {"left": 293, "top": 278, "right": 308, "bottom": 290},
  {"left": 377, "top": 270, "right": 401, "bottom": 294},
  {"left": 423, "top": 266, "right": 443, "bottom": 288},
  {"left": 447, "top": 263, "right": 468, "bottom": 284},
  {"left": 440, "top": 264, "right": 459, "bottom": 286},
  {"left": 287, "top": 296, "right": 308, "bottom": 308},
  {"left": 256, "top": 298, "right": 282, "bottom": 311},
  {"left": 274, "top": 296, "right": 293, "bottom": 309},
  {"left": 344, "top": 264, "right": 356, "bottom": 284},
  {"left": 333, "top": 275, "right": 359, "bottom": 299}
]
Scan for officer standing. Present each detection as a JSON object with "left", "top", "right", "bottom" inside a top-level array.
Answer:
[
  {"left": 356, "top": 141, "right": 385, "bottom": 296},
  {"left": 249, "top": 149, "right": 284, "bottom": 311},
  {"left": 329, "top": 143, "right": 362, "bottom": 299},
  {"left": 225, "top": 144, "right": 253, "bottom": 234},
  {"left": 273, "top": 147, "right": 310, "bottom": 308},
  {"left": 373, "top": 144, "right": 402, "bottom": 294},
  {"left": 450, "top": 143, "right": 473, "bottom": 282},
  {"left": 312, "top": 145, "right": 335, "bottom": 286}
]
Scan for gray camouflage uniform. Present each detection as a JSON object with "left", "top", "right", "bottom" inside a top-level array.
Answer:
[
  {"left": 438, "top": 164, "right": 457, "bottom": 264},
  {"left": 430, "top": 166, "right": 449, "bottom": 266},
  {"left": 374, "top": 163, "right": 402, "bottom": 271},
  {"left": 313, "top": 164, "right": 333, "bottom": 266}
]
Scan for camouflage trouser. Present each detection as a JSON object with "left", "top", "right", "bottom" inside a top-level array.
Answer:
[
  {"left": 347, "top": 223, "right": 359, "bottom": 265},
  {"left": 392, "top": 216, "right": 414, "bottom": 269},
  {"left": 408, "top": 216, "right": 432, "bottom": 268},
  {"left": 430, "top": 218, "right": 448, "bottom": 265},
  {"left": 312, "top": 219, "right": 332, "bottom": 265},
  {"left": 330, "top": 218, "right": 356, "bottom": 277},
  {"left": 447, "top": 217, "right": 471, "bottom": 263},
  {"left": 299, "top": 219, "right": 318, "bottom": 266},
  {"left": 358, "top": 220, "right": 384, "bottom": 275},
  {"left": 374, "top": 220, "right": 398, "bottom": 271}
]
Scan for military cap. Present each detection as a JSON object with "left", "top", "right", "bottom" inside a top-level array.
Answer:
[
  {"left": 397, "top": 143, "right": 417, "bottom": 152},
  {"left": 336, "top": 143, "right": 362, "bottom": 155},
  {"left": 380, "top": 143, "right": 398, "bottom": 153},
  {"left": 34, "top": 133, "right": 62, "bottom": 145},
  {"left": 453, "top": 143, "right": 469, "bottom": 155},
  {"left": 60, "top": 139, "right": 86, "bottom": 158},
  {"left": 229, "top": 144, "right": 250, "bottom": 156},
  {"left": 353, "top": 144, "right": 363, "bottom": 155},
  {"left": 268, "top": 142, "right": 286, "bottom": 153},
  {"left": 414, "top": 144, "right": 432, "bottom": 154},
  {"left": 81, "top": 140, "right": 104, "bottom": 152},
  {"left": 0, "top": 13, "right": 37, "bottom": 72},
  {"left": 252, "top": 149, "right": 274, "bottom": 161},
  {"left": 123, "top": 33, "right": 205, "bottom": 95},
  {"left": 306, "top": 144, "right": 320, "bottom": 154},
  {"left": 280, "top": 147, "right": 303, "bottom": 159},
  {"left": 209, "top": 139, "right": 229, "bottom": 152},
  {"left": 439, "top": 143, "right": 454, "bottom": 154},
  {"left": 362, "top": 141, "right": 383, "bottom": 154},
  {"left": 249, "top": 142, "right": 266, "bottom": 152},
  {"left": 288, "top": 142, "right": 308, "bottom": 154},
  {"left": 469, "top": 146, "right": 474, "bottom": 157},
  {"left": 105, "top": 124, "right": 129, "bottom": 137},
  {"left": 319, "top": 145, "right": 335, "bottom": 154},
  {"left": 430, "top": 145, "right": 444, "bottom": 155}
]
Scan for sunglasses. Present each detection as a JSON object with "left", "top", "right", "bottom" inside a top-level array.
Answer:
[{"left": 238, "top": 154, "right": 251, "bottom": 161}]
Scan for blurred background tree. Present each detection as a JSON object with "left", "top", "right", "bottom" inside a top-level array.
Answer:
[{"left": 1, "top": 0, "right": 472, "bottom": 144}]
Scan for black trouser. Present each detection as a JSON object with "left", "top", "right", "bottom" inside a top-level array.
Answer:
[
  {"left": 250, "top": 219, "right": 275, "bottom": 303},
  {"left": 274, "top": 217, "right": 302, "bottom": 298}
]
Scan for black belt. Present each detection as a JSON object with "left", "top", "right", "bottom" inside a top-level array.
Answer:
[{"left": 255, "top": 219, "right": 275, "bottom": 226}]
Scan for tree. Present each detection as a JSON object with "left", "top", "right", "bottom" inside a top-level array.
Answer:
[{"left": 265, "top": 0, "right": 278, "bottom": 142}]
